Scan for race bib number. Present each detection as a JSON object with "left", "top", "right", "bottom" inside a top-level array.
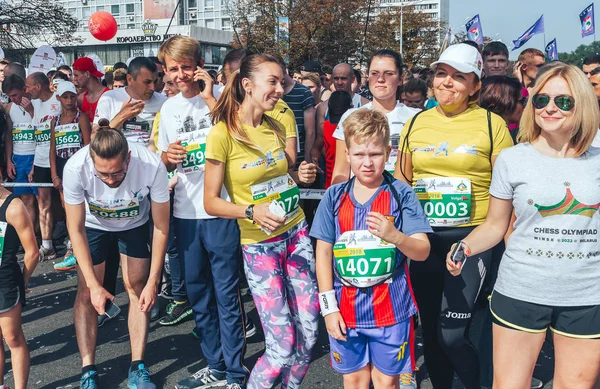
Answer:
[
  {"left": 251, "top": 174, "right": 300, "bottom": 220},
  {"left": 89, "top": 198, "right": 140, "bottom": 220},
  {"left": 414, "top": 177, "right": 471, "bottom": 226},
  {"left": 12, "top": 123, "right": 35, "bottom": 145},
  {"left": 34, "top": 122, "right": 51, "bottom": 144},
  {"left": 123, "top": 119, "right": 150, "bottom": 145},
  {"left": 181, "top": 142, "right": 206, "bottom": 174},
  {"left": 55, "top": 123, "right": 81, "bottom": 151},
  {"left": 0, "top": 221, "right": 7, "bottom": 266},
  {"left": 333, "top": 230, "right": 397, "bottom": 288}
]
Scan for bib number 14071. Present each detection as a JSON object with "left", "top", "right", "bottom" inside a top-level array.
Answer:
[{"left": 336, "top": 256, "right": 393, "bottom": 277}]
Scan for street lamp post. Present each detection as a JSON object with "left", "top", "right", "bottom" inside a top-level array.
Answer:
[{"left": 398, "top": 0, "right": 427, "bottom": 58}]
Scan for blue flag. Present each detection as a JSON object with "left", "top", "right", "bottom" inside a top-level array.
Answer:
[
  {"left": 512, "top": 15, "right": 545, "bottom": 51},
  {"left": 580, "top": 3, "right": 595, "bottom": 37},
  {"left": 545, "top": 39, "right": 559, "bottom": 61},
  {"left": 465, "top": 14, "right": 484, "bottom": 45}
]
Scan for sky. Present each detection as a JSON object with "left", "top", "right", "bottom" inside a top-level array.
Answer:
[{"left": 448, "top": 0, "right": 598, "bottom": 59}]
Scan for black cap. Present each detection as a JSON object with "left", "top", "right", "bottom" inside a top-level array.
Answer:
[
  {"left": 328, "top": 91, "right": 353, "bottom": 125},
  {"left": 301, "top": 60, "right": 322, "bottom": 74}
]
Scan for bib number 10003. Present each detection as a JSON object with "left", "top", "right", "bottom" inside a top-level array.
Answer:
[
  {"left": 422, "top": 201, "right": 469, "bottom": 218},
  {"left": 337, "top": 256, "right": 393, "bottom": 277}
]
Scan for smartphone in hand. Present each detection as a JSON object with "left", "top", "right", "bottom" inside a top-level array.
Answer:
[{"left": 451, "top": 240, "right": 468, "bottom": 266}]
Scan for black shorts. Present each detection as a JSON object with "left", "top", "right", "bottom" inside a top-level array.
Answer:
[
  {"left": 490, "top": 290, "right": 600, "bottom": 339},
  {"left": 33, "top": 166, "right": 52, "bottom": 183},
  {"left": 56, "top": 156, "right": 69, "bottom": 179},
  {"left": 85, "top": 222, "right": 150, "bottom": 266}
]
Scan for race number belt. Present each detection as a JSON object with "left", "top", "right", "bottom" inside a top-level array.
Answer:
[
  {"left": 414, "top": 177, "right": 471, "bottom": 226},
  {"left": 0, "top": 221, "right": 7, "bottom": 266},
  {"left": 12, "top": 123, "right": 34, "bottom": 145},
  {"left": 55, "top": 123, "right": 81, "bottom": 151},
  {"left": 123, "top": 119, "right": 150, "bottom": 145},
  {"left": 34, "top": 122, "right": 51, "bottom": 145},
  {"left": 251, "top": 174, "right": 300, "bottom": 220},
  {"left": 177, "top": 130, "right": 207, "bottom": 175},
  {"left": 333, "top": 230, "right": 397, "bottom": 288},
  {"left": 89, "top": 198, "right": 140, "bottom": 220}
]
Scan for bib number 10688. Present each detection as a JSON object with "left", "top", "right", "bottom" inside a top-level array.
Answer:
[{"left": 336, "top": 256, "right": 393, "bottom": 277}]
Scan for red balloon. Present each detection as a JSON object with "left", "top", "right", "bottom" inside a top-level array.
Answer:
[{"left": 88, "top": 11, "right": 118, "bottom": 41}]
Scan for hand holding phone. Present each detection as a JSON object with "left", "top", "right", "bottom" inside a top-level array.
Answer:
[{"left": 450, "top": 240, "right": 467, "bottom": 265}]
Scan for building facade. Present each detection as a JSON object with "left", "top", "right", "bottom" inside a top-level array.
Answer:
[
  {"left": 379, "top": 0, "right": 450, "bottom": 31},
  {"left": 50, "top": 0, "right": 233, "bottom": 70}
]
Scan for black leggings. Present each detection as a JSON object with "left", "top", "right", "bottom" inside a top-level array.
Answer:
[{"left": 410, "top": 226, "right": 492, "bottom": 389}]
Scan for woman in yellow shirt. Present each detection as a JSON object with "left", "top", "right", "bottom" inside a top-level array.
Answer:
[
  {"left": 394, "top": 43, "right": 513, "bottom": 389},
  {"left": 204, "top": 53, "right": 320, "bottom": 389}
]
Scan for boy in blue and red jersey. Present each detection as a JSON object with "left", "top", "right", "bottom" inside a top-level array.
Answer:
[{"left": 310, "top": 109, "right": 432, "bottom": 389}]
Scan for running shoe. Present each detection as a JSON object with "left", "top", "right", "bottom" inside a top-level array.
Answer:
[
  {"left": 399, "top": 372, "right": 417, "bottom": 389},
  {"left": 54, "top": 254, "right": 77, "bottom": 271},
  {"left": 127, "top": 364, "right": 156, "bottom": 389},
  {"left": 80, "top": 370, "right": 99, "bottom": 389},
  {"left": 39, "top": 246, "right": 57, "bottom": 261},
  {"left": 531, "top": 377, "right": 543, "bottom": 389},
  {"left": 176, "top": 367, "right": 227, "bottom": 389},
  {"left": 226, "top": 384, "right": 244, "bottom": 389},
  {"left": 159, "top": 301, "right": 193, "bottom": 326},
  {"left": 245, "top": 318, "right": 257, "bottom": 338}
]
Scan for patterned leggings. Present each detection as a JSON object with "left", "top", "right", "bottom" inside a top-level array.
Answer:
[{"left": 242, "top": 221, "right": 320, "bottom": 389}]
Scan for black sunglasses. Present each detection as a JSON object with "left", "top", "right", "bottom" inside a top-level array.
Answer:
[{"left": 531, "top": 94, "right": 575, "bottom": 111}]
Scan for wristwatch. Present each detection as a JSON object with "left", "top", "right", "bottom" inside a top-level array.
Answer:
[{"left": 245, "top": 204, "right": 255, "bottom": 221}]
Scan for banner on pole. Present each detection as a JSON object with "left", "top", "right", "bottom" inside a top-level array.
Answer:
[
  {"left": 277, "top": 16, "right": 290, "bottom": 64},
  {"left": 512, "top": 15, "right": 545, "bottom": 51},
  {"left": 580, "top": 3, "right": 595, "bottom": 37},
  {"left": 465, "top": 14, "right": 484, "bottom": 45},
  {"left": 545, "top": 38, "right": 559, "bottom": 61}
]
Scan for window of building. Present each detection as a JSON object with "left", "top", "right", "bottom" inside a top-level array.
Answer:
[
  {"left": 222, "top": 18, "right": 231, "bottom": 30},
  {"left": 205, "top": 0, "right": 214, "bottom": 8},
  {"left": 96, "top": 6, "right": 104, "bottom": 12},
  {"left": 127, "top": 23, "right": 136, "bottom": 29},
  {"left": 82, "top": 7, "right": 91, "bottom": 18},
  {"left": 189, "top": 0, "right": 198, "bottom": 8},
  {"left": 206, "top": 19, "right": 215, "bottom": 28},
  {"left": 126, "top": 3, "right": 134, "bottom": 14},
  {"left": 111, "top": 4, "right": 120, "bottom": 15}
]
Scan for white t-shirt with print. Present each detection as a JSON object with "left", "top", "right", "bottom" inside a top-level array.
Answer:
[
  {"left": 63, "top": 144, "right": 170, "bottom": 231},
  {"left": 157, "top": 92, "right": 229, "bottom": 220},
  {"left": 32, "top": 95, "right": 62, "bottom": 167},
  {"left": 94, "top": 87, "right": 167, "bottom": 146}
]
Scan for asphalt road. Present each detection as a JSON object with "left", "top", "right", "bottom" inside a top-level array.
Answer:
[{"left": 2, "top": 241, "right": 556, "bottom": 389}]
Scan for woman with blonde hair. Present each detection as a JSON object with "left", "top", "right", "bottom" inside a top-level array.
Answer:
[
  {"left": 446, "top": 63, "right": 600, "bottom": 389},
  {"left": 301, "top": 73, "right": 322, "bottom": 107}
]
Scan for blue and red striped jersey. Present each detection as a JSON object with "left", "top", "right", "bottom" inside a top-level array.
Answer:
[{"left": 310, "top": 178, "right": 432, "bottom": 329}]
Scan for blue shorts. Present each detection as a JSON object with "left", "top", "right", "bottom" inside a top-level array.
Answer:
[
  {"left": 329, "top": 318, "right": 414, "bottom": 376},
  {"left": 12, "top": 154, "right": 37, "bottom": 195}
]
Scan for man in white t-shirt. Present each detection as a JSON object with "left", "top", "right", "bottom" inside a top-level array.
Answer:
[
  {"left": 157, "top": 35, "right": 248, "bottom": 389},
  {"left": 63, "top": 128, "right": 170, "bottom": 389},
  {"left": 26, "top": 72, "right": 62, "bottom": 260},
  {"left": 94, "top": 57, "right": 167, "bottom": 150}
]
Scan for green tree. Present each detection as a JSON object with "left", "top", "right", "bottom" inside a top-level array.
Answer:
[
  {"left": 558, "top": 41, "right": 600, "bottom": 66},
  {"left": 0, "top": 0, "right": 79, "bottom": 50}
]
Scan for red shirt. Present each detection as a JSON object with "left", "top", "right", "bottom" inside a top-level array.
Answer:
[
  {"left": 323, "top": 120, "right": 337, "bottom": 188},
  {"left": 82, "top": 87, "right": 109, "bottom": 123}
]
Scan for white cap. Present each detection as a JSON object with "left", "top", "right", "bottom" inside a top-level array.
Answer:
[
  {"left": 431, "top": 43, "right": 483, "bottom": 78},
  {"left": 56, "top": 81, "right": 77, "bottom": 96}
]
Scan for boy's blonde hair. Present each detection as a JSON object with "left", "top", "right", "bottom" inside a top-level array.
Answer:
[
  {"left": 343, "top": 109, "right": 390, "bottom": 149},
  {"left": 158, "top": 35, "right": 201, "bottom": 66}
]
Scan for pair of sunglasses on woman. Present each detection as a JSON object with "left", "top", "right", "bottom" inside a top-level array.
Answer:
[{"left": 531, "top": 94, "right": 575, "bottom": 111}]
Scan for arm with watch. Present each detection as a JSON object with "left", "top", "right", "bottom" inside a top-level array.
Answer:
[{"left": 203, "top": 158, "right": 286, "bottom": 234}]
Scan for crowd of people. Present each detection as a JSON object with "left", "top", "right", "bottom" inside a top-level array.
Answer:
[{"left": 0, "top": 32, "right": 598, "bottom": 389}]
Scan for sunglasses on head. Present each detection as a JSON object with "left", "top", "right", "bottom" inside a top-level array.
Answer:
[{"left": 531, "top": 94, "right": 575, "bottom": 111}]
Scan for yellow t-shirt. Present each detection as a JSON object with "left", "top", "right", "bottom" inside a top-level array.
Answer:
[
  {"left": 266, "top": 99, "right": 297, "bottom": 140},
  {"left": 151, "top": 110, "right": 161, "bottom": 149},
  {"left": 206, "top": 119, "right": 305, "bottom": 244},
  {"left": 400, "top": 105, "right": 513, "bottom": 226}
]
